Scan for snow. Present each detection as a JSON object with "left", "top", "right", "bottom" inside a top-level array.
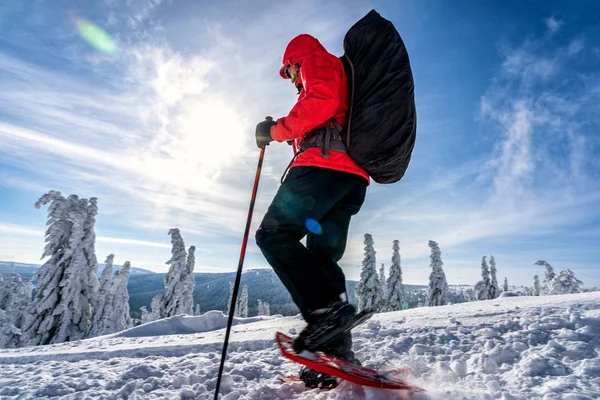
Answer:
[
  {"left": 499, "top": 291, "right": 520, "bottom": 298},
  {"left": 112, "top": 311, "right": 273, "bottom": 338},
  {"left": 1, "top": 293, "right": 599, "bottom": 399}
]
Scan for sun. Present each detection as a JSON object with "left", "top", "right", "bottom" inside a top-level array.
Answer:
[
  {"left": 177, "top": 99, "right": 246, "bottom": 170},
  {"left": 130, "top": 99, "right": 247, "bottom": 190}
]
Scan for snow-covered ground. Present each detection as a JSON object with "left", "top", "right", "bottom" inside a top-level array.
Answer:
[{"left": 1, "top": 293, "right": 599, "bottom": 399}]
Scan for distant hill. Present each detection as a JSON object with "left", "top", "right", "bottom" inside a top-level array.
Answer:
[
  {"left": 100, "top": 264, "right": 157, "bottom": 277},
  {"left": 2, "top": 261, "right": 428, "bottom": 319},
  {"left": 0, "top": 261, "right": 156, "bottom": 279},
  {"left": 127, "top": 268, "right": 428, "bottom": 319},
  {"left": 0, "top": 261, "right": 38, "bottom": 277},
  {"left": 128, "top": 269, "right": 307, "bottom": 318},
  {"left": 127, "top": 269, "right": 371, "bottom": 318}
]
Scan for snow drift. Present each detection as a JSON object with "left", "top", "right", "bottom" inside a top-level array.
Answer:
[{"left": 0, "top": 292, "right": 598, "bottom": 399}]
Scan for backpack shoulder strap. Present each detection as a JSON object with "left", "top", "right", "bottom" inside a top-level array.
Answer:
[
  {"left": 331, "top": 118, "right": 344, "bottom": 134},
  {"left": 340, "top": 55, "right": 355, "bottom": 148}
]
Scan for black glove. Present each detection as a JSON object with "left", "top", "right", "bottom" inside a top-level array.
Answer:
[{"left": 255, "top": 116, "right": 277, "bottom": 149}]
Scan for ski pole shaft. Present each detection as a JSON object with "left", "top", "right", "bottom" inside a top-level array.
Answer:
[{"left": 214, "top": 146, "right": 266, "bottom": 400}]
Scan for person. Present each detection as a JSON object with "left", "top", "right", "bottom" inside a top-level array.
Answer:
[{"left": 254, "top": 34, "right": 370, "bottom": 387}]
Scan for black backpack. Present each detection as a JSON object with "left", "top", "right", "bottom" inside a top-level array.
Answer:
[{"left": 340, "top": 10, "right": 417, "bottom": 184}]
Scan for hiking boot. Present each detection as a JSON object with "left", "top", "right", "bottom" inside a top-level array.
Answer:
[
  {"left": 297, "top": 332, "right": 361, "bottom": 389},
  {"left": 293, "top": 301, "right": 356, "bottom": 353},
  {"left": 298, "top": 366, "right": 338, "bottom": 389},
  {"left": 320, "top": 331, "right": 359, "bottom": 363}
]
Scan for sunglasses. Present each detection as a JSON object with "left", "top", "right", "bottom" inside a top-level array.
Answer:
[{"left": 285, "top": 65, "right": 299, "bottom": 84}]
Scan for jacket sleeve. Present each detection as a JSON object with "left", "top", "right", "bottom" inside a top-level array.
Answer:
[{"left": 271, "top": 53, "right": 340, "bottom": 142}]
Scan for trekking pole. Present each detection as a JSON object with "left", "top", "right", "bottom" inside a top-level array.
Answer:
[{"left": 213, "top": 145, "right": 266, "bottom": 400}]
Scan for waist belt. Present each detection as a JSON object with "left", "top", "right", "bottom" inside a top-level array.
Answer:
[
  {"left": 280, "top": 118, "right": 347, "bottom": 184},
  {"left": 299, "top": 118, "right": 347, "bottom": 158}
]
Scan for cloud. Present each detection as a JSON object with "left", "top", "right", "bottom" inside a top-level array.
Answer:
[
  {"left": 500, "top": 47, "right": 559, "bottom": 85},
  {"left": 96, "top": 236, "right": 170, "bottom": 248},
  {"left": 482, "top": 30, "right": 599, "bottom": 205},
  {"left": 0, "top": 223, "right": 43, "bottom": 238},
  {"left": 0, "top": 222, "right": 170, "bottom": 249},
  {"left": 0, "top": 221, "right": 175, "bottom": 270},
  {"left": 567, "top": 38, "right": 585, "bottom": 56},
  {"left": 545, "top": 17, "right": 563, "bottom": 36},
  {"left": 488, "top": 99, "right": 535, "bottom": 197}
]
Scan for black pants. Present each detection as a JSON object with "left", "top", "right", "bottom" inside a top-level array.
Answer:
[{"left": 255, "top": 166, "right": 367, "bottom": 320}]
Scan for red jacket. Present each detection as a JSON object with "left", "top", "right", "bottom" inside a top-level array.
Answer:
[{"left": 270, "top": 34, "right": 370, "bottom": 184}]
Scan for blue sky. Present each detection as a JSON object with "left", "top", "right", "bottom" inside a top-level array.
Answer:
[{"left": 1, "top": 0, "right": 599, "bottom": 287}]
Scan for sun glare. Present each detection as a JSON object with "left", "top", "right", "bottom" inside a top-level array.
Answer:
[
  {"left": 73, "top": 16, "right": 118, "bottom": 55},
  {"left": 178, "top": 100, "right": 246, "bottom": 169},
  {"left": 132, "top": 100, "right": 247, "bottom": 191}
]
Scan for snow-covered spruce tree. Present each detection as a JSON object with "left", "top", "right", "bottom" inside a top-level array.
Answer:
[
  {"left": 489, "top": 256, "right": 499, "bottom": 299},
  {"left": 258, "top": 299, "right": 272, "bottom": 316},
  {"left": 355, "top": 233, "right": 382, "bottom": 312},
  {"left": 140, "top": 307, "right": 150, "bottom": 324},
  {"left": 257, "top": 300, "right": 264, "bottom": 315},
  {"left": 535, "top": 260, "right": 555, "bottom": 295},
  {"left": 427, "top": 240, "right": 448, "bottom": 307},
  {"left": 533, "top": 275, "right": 541, "bottom": 296},
  {"left": 548, "top": 269, "right": 583, "bottom": 295},
  {"left": 83, "top": 198, "right": 100, "bottom": 292},
  {"left": 0, "top": 309, "right": 21, "bottom": 348},
  {"left": 161, "top": 228, "right": 190, "bottom": 317},
  {"left": 180, "top": 246, "right": 196, "bottom": 316},
  {"left": 379, "top": 263, "right": 387, "bottom": 311},
  {"left": 149, "top": 294, "right": 162, "bottom": 321},
  {"left": 0, "top": 277, "right": 5, "bottom": 314},
  {"left": 474, "top": 256, "right": 491, "bottom": 300},
  {"left": 503, "top": 277, "right": 509, "bottom": 292},
  {"left": 385, "top": 240, "right": 405, "bottom": 312},
  {"left": 110, "top": 262, "right": 132, "bottom": 332},
  {"left": 0, "top": 274, "right": 32, "bottom": 348},
  {"left": 0, "top": 275, "right": 8, "bottom": 310},
  {"left": 465, "top": 288, "right": 476, "bottom": 302},
  {"left": 0, "top": 274, "right": 32, "bottom": 326},
  {"left": 87, "top": 254, "right": 114, "bottom": 338},
  {"left": 20, "top": 191, "right": 100, "bottom": 346},
  {"left": 238, "top": 285, "right": 249, "bottom": 318},
  {"left": 226, "top": 281, "right": 237, "bottom": 316}
]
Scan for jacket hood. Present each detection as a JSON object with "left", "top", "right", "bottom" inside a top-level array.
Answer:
[{"left": 279, "top": 34, "right": 327, "bottom": 79}]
